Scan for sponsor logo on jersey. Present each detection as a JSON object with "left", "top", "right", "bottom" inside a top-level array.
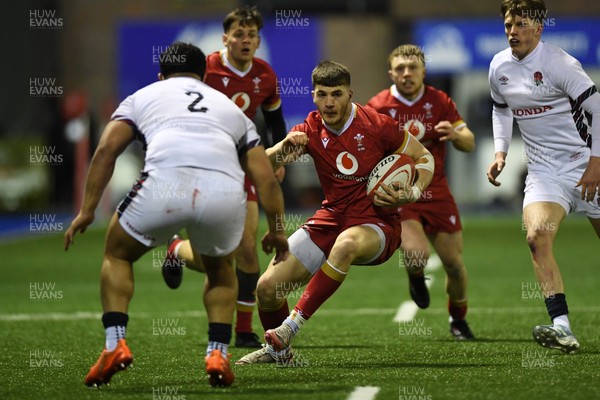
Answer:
[
  {"left": 222, "top": 77, "right": 230, "bottom": 87},
  {"left": 403, "top": 119, "right": 426, "bottom": 140},
  {"left": 252, "top": 77, "right": 261, "bottom": 93},
  {"left": 449, "top": 215, "right": 456, "bottom": 225},
  {"left": 335, "top": 151, "right": 359, "bottom": 175},
  {"left": 511, "top": 105, "right": 553, "bottom": 117},
  {"left": 388, "top": 109, "right": 397, "bottom": 119},
  {"left": 533, "top": 71, "right": 544, "bottom": 86},
  {"left": 231, "top": 92, "right": 251, "bottom": 112}
]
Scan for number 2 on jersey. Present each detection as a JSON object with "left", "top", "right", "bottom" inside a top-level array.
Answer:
[{"left": 186, "top": 91, "right": 208, "bottom": 113}]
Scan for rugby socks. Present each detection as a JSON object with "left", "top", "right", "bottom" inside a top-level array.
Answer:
[
  {"left": 292, "top": 260, "right": 347, "bottom": 324},
  {"left": 258, "top": 300, "right": 290, "bottom": 330},
  {"left": 284, "top": 309, "right": 308, "bottom": 334},
  {"left": 448, "top": 298, "right": 468, "bottom": 321},
  {"left": 102, "top": 312, "right": 128, "bottom": 351},
  {"left": 206, "top": 322, "right": 231, "bottom": 359},
  {"left": 545, "top": 293, "right": 571, "bottom": 329},
  {"left": 169, "top": 238, "right": 184, "bottom": 258},
  {"left": 235, "top": 269, "right": 259, "bottom": 334}
]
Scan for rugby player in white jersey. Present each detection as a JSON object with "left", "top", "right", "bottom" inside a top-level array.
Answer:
[
  {"left": 63, "top": 42, "right": 288, "bottom": 387},
  {"left": 487, "top": 0, "right": 600, "bottom": 353}
]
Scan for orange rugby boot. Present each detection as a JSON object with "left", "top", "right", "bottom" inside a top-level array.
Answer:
[
  {"left": 205, "top": 349, "right": 235, "bottom": 387},
  {"left": 84, "top": 339, "right": 133, "bottom": 387}
]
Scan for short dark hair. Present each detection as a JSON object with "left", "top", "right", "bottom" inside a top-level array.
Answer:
[
  {"left": 159, "top": 42, "right": 206, "bottom": 79},
  {"left": 223, "top": 6, "right": 263, "bottom": 33},
  {"left": 388, "top": 44, "right": 426, "bottom": 69},
  {"left": 311, "top": 61, "right": 351, "bottom": 88},
  {"left": 501, "top": 0, "right": 547, "bottom": 25}
]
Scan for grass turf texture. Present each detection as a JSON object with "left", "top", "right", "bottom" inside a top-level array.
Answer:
[{"left": 1, "top": 215, "right": 599, "bottom": 399}]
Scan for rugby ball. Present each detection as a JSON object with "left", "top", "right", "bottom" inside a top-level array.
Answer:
[{"left": 367, "top": 154, "right": 415, "bottom": 199}]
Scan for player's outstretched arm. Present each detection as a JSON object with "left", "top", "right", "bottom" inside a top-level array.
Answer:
[
  {"left": 265, "top": 131, "right": 308, "bottom": 169},
  {"left": 487, "top": 151, "right": 507, "bottom": 187},
  {"left": 576, "top": 92, "right": 600, "bottom": 200},
  {"left": 241, "top": 146, "right": 289, "bottom": 264},
  {"left": 436, "top": 121, "right": 475, "bottom": 152},
  {"left": 64, "top": 121, "right": 135, "bottom": 250}
]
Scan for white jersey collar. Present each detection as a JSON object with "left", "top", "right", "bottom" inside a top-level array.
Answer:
[
  {"left": 220, "top": 49, "right": 253, "bottom": 78},
  {"left": 391, "top": 84, "right": 425, "bottom": 106},
  {"left": 324, "top": 103, "right": 357, "bottom": 136}
]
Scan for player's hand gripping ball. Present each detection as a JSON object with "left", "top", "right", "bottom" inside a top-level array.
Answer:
[{"left": 366, "top": 154, "right": 416, "bottom": 200}]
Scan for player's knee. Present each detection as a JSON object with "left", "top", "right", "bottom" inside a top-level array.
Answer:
[
  {"left": 330, "top": 236, "right": 359, "bottom": 264},
  {"left": 402, "top": 247, "right": 430, "bottom": 271},
  {"left": 443, "top": 258, "right": 465, "bottom": 279},
  {"left": 525, "top": 228, "right": 554, "bottom": 254},
  {"left": 256, "top": 275, "right": 278, "bottom": 305}
]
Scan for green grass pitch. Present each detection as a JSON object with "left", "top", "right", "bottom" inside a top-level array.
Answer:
[{"left": 1, "top": 215, "right": 599, "bottom": 399}]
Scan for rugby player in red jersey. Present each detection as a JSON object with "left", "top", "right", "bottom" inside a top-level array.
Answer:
[
  {"left": 237, "top": 60, "right": 435, "bottom": 364},
  {"left": 367, "top": 44, "right": 476, "bottom": 340}
]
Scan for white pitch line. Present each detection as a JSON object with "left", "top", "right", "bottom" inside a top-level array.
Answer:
[
  {"left": 394, "top": 254, "right": 442, "bottom": 323},
  {"left": 347, "top": 386, "right": 380, "bottom": 400},
  {"left": 3, "top": 306, "right": 600, "bottom": 322}
]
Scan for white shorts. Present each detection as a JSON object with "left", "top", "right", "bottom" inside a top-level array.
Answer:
[
  {"left": 117, "top": 168, "right": 246, "bottom": 256},
  {"left": 523, "top": 164, "right": 600, "bottom": 218}
]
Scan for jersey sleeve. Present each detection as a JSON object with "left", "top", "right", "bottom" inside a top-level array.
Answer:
[
  {"left": 441, "top": 93, "right": 466, "bottom": 129},
  {"left": 553, "top": 52, "right": 597, "bottom": 104},
  {"left": 488, "top": 60, "right": 514, "bottom": 154},
  {"left": 378, "top": 114, "right": 407, "bottom": 154},
  {"left": 236, "top": 115, "right": 262, "bottom": 156},
  {"left": 111, "top": 95, "right": 136, "bottom": 124},
  {"left": 261, "top": 68, "right": 282, "bottom": 112},
  {"left": 488, "top": 61, "right": 508, "bottom": 108},
  {"left": 110, "top": 94, "right": 148, "bottom": 147}
]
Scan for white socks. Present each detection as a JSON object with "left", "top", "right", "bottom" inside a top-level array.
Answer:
[
  {"left": 553, "top": 315, "right": 570, "bottom": 330},
  {"left": 105, "top": 326, "right": 126, "bottom": 351}
]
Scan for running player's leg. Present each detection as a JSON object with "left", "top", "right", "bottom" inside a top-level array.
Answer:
[
  {"left": 400, "top": 219, "right": 430, "bottom": 308},
  {"left": 525, "top": 201, "right": 579, "bottom": 353},
  {"left": 85, "top": 213, "right": 149, "bottom": 387},
  {"left": 234, "top": 198, "right": 261, "bottom": 347},
  {"left": 199, "top": 250, "right": 237, "bottom": 387},
  {"left": 236, "top": 247, "right": 312, "bottom": 364},
  {"left": 431, "top": 230, "right": 473, "bottom": 339},
  {"left": 264, "top": 224, "right": 391, "bottom": 352}
]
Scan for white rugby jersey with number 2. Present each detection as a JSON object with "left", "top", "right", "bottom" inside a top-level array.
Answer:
[
  {"left": 489, "top": 41, "right": 597, "bottom": 172},
  {"left": 112, "top": 76, "right": 261, "bottom": 182}
]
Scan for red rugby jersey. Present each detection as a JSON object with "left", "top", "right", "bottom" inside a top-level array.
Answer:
[
  {"left": 291, "top": 103, "right": 408, "bottom": 218},
  {"left": 367, "top": 85, "right": 465, "bottom": 200},
  {"left": 204, "top": 49, "right": 281, "bottom": 120}
]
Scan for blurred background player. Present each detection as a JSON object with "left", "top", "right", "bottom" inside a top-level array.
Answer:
[
  {"left": 63, "top": 42, "right": 288, "bottom": 387},
  {"left": 367, "top": 44, "right": 476, "bottom": 340},
  {"left": 236, "top": 61, "right": 434, "bottom": 364},
  {"left": 161, "top": 6, "right": 287, "bottom": 348},
  {"left": 487, "top": 0, "right": 600, "bottom": 353}
]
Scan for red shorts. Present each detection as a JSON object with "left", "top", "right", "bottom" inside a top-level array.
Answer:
[
  {"left": 244, "top": 175, "right": 258, "bottom": 202},
  {"left": 400, "top": 195, "right": 462, "bottom": 234},
  {"left": 303, "top": 208, "right": 402, "bottom": 266}
]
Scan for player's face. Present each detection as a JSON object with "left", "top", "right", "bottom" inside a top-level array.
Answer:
[
  {"left": 312, "top": 85, "right": 353, "bottom": 130},
  {"left": 223, "top": 21, "right": 261, "bottom": 70},
  {"left": 504, "top": 13, "right": 542, "bottom": 60},
  {"left": 389, "top": 55, "right": 425, "bottom": 101}
]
